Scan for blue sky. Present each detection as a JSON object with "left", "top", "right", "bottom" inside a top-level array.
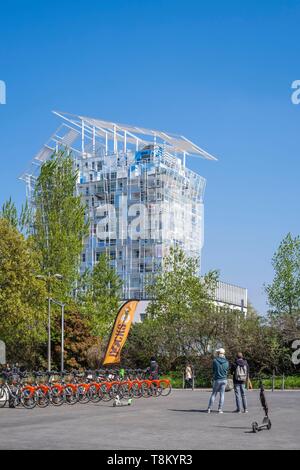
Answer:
[{"left": 1, "top": 0, "right": 300, "bottom": 314}]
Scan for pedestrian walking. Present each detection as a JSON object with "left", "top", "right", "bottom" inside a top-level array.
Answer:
[
  {"left": 231, "top": 352, "right": 249, "bottom": 413},
  {"left": 207, "top": 348, "right": 229, "bottom": 414},
  {"left": 185, "top": 364, "right": 193, "bottom": 388}
]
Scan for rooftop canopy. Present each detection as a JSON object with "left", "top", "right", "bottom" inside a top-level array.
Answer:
[{"left": 52, "top": 110, "right": 218, "bottom": 161}]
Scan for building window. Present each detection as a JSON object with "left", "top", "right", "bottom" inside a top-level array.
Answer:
[{"left": 82, "top": 253, "right": 86, "bottom": 263}]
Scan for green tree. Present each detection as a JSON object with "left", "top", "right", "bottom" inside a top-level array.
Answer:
[
  {"left": 0, "top": 218, "right": 47, "bottom": 365},
  {"left": 1, "top": 198, "right": 33, "bottom": 235},
  {"left": 1, "top": 197, "right": 18, "bottom": 228},
  {"left": 32, "top": 150, "right": 89, "bottom": 298},
  {"left": 52, "top": 306, "right": 96, "bottom": 369},
  {"left": 144, "top": 247, "right": 219, "bottom": 368},
  {"left": 265, "top": 233, "right": 300, "bottom": 314},
  {"left": 81, "top": 254, "right": 122, "bottom": 338}
]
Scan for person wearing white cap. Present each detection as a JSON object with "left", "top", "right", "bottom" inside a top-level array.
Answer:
[{"left": 207, "top": 348, "right": 229, "bottom": 414}]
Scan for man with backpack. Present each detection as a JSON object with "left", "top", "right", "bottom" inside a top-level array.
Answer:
[{"left": 231, "top": 352, "right": 249, "bottom": 413}]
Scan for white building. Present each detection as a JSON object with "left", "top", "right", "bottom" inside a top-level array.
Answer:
[{"left": 22, "top": 111, "right": 247, "bottom": 314}]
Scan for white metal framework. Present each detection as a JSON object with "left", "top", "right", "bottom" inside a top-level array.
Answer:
[{"left": 21, "top": 111, "right": 218, "bottom": 300}]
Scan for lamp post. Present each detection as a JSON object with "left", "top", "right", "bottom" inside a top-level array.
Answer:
[
  {"left": 50, "top": 298, "right": 65, "bottom": 372},
  {"left": 36, "top": 273, "right": 63, "bottom": 371}
]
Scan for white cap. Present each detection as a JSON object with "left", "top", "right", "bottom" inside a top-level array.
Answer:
[{"left": 216, "top": 348, "right": 225, "bottom": 355}]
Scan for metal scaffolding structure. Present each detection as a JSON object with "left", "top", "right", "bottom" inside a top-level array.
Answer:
[{"left": 21, "top": 111, "right": 217, "bottom": 300}]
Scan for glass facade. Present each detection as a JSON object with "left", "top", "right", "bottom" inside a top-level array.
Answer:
[
  {"left": 22, "top": 112, "right": 217, "bottom": 300},
  {"left": 78, "top": 144, "right": 206, "bottom": 299}
]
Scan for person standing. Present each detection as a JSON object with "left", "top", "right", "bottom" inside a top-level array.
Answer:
[
  {"left": 207, "top": 348, "right": 229, "bottom": 414},
  {"left": 185, "top": 364, "right": 193, "bottom": 388},
  {"left": 231, "top": 352, "right": 249, "bottom": 413},
  {"left": 149, "top": 357, "right": 159, "bottom": 380}
]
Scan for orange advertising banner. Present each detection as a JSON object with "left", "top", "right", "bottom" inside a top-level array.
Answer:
[{"left": 102, "top": 300, "right": 139, "bottom": 366}]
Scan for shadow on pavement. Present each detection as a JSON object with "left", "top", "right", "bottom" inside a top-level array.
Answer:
[
  {"left": 168, "top": 409, "right": 233, "bottom": 414},
  {"left": 213, "top": 425, "right": 251, "bottom": 430}
]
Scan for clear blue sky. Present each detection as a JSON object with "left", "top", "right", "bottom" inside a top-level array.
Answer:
[{"left": 1, "top": 0, "right": 300, "bottom": 314}]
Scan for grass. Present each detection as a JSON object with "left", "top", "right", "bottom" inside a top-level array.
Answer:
[
  {"left": 161, "top": 372, "right": 300, "bottom": 389},
  {"left": 251, "top": 375, "right": 300, "bottom": 390}
]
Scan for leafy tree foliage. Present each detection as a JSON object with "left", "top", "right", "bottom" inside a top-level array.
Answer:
[
  {"left": 79, "top": 254, "right": 122, "bottom": 337},
  {"left": 1, "top": 197, "right": 18, "bottom": 228},
  {"left": 265, "top": 233, "right": 300, "bottom": 314},
  {"left": 1, "top": 198, "right": 33, "bottom": 235},
  {"left": 32, "top": 150, "right": 89, "bottom": 298},
  {"left": 0, "top": 219, "right": 47, "bottom": 365},
  {"left": 51, "top": 306, "right": 96, "bottom": 369}
]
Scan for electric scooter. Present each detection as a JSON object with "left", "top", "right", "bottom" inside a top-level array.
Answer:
[{"left": 252, "top": 381, "right": 272, "bottom": 432}]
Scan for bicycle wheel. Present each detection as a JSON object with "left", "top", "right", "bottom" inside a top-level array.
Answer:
[
  {"left": 109, "top": 383, "right": 122, "bottom": 399},
  {"left": 131, "top": 383, "right": 142, "bottom": 399},
  {"left": 50, "top": 386, "right": 65, "bottom": 406},
  {"left": 100, "top": 384, "right": 112, "bottom": 402},
  {"left": 21, "top": 387, "right": 37, "bottom": 409},
  {"left": 118, "top": 384, "right": 131, "bottom": 399},
  {"left": 141, "top": 382, "right": 152, "bottom": 398},
  {"left": 64, "top": 386, "right": 78, "bottom": 405},
  {"left": 77, "top": 385, "right": 90, "bottom": 404},
  {"left": 35, "top": 388, "right": 50, "bottom": 408},
  {"left": 88, "top": 384, "right": 103, "bottom": 403},
  {"left": 150, "top": 383, "right": 161, "bottom": 398},
  {"left": 0, "top": 386, "right": 8, "bottom": 408},
  {"left": 158, "top": 380, "right": 172, "bottom": 396}
]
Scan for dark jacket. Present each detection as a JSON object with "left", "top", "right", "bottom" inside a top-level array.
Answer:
[
  {"left": 149, "top": 360, "right": 159, "bottom": 379},
  {"left": 213, "top": 357, "right": 229, "bottom": 381},
  {"left": 231, "top": 358, "right": 249, "bottom": 384}
]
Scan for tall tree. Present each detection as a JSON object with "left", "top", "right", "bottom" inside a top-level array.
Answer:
[
  {"left": 81, "top": 254, "right": 122, "bottom": 338},
  {"left": 145, "top": 247, "right": 219, "bottom": 367},
  {"left": 52, "top": 306, "right": 96, "bottom": 369},
  {"left": 1, "top": 198, "right": 33, "bottom": 234},
  {"left": 32, "top": 150, "right": 89, "bottom": 298},
  {"left": 1, "top": 197, "right": 18, "bottom": 228},
  {"left": 0, "top": 218, "right": 47, "bottom": 365},
  {"left": 265, "top": 233, "right": 300, "bottom": 314}
]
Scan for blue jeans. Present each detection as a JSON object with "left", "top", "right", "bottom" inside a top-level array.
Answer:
[
  {"left": 234, "top": 383, "right": 248, "bottom": 411},
  {"left": 208, "top": 380, "right": 227, "bottom": 410}
]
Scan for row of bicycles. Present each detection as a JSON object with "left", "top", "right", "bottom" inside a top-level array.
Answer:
[{"left": 0, "top": 368, "right": 172, "bottom": 409}]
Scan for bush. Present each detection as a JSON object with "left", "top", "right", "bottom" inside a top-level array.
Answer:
[{"left": 251, "top": 375, "right": 300, "bottom": 390}]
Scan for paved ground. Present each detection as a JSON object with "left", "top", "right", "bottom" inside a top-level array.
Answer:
[{"left": 0, "top": 390, "right": 299, "bottom": 450}]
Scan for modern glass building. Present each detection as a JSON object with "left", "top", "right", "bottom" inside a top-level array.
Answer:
[
  {"left": 22, "top": 111, "right": 247, "bottom": 312},
  {"left": 22, "top": 111, "right": 217, "bottom": 300}
]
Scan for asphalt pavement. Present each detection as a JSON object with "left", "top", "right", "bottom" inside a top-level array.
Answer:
[{"left": 0, "top": 389, "right": 299, "bottom": 450}]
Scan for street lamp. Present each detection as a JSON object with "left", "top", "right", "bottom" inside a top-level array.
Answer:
[
  {"left": 36, "top": 273, "right": 63, "bottom": 371},
  {"left": 50, "top": 299, "right": 65, "bottom": 372}
]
